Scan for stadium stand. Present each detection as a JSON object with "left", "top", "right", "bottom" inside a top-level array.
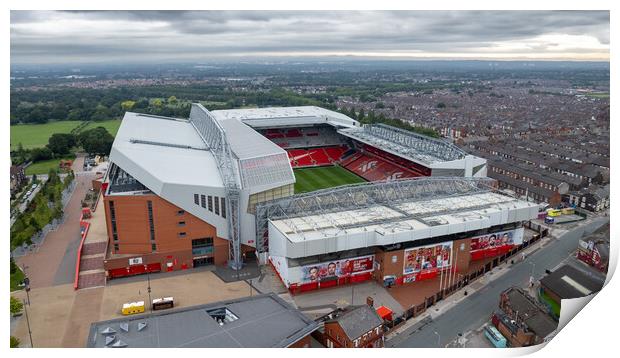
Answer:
[
  {"left": 287, "top": 145, "right": 349, "bottom": 168},
  {"left": 261, "top": 126, "right": 345, "bottom": 149},
  {"left": 343, "top": 152, "right": 423, "bottom": 181}
]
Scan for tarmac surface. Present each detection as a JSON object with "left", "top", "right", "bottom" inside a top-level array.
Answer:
[{"left": 389, "top": 216, "right": 609, "bottom": 348}]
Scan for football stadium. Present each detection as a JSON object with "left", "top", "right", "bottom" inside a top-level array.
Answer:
[{"left": 100, "top": 103, "right": 538, "bottom": 292}]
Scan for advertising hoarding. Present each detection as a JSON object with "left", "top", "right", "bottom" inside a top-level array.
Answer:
[
  {"left": 300, "top": 255, "right": 374, "bottom": 284},
  {"left": 403, "top": 241, "right": 453, "bottom": 275},
  {"left": 470, "top": 228, "right": 524, "bottom": 261}
]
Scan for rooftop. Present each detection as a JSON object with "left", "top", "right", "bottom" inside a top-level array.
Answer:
[
  {"left": 86, "top": 293, "right": 318, "bottom": 348},
  {"left": 326, "top": 305, "right": 383, "bottom": 340},
  {"left": 211, "top": 106, "right": 359, "bottom": 128},
  {"left": 270, "top": 190, "right": 536, "bottom": 243},
  {"left": 109, "top": 112, "right": 224, "bottom": 192},
  {"left": 338, "top": 124, "right": 468, "bottom": 166},
  {"left": 540, "top": 264, "right": 605, "bottom": 299},
  {"left": 502, "top": 287, "right": 557, "bottom": 339}
]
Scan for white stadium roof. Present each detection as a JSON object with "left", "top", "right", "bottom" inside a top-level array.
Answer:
[
  {"left": 261, "top": 178, "right": 539, "bottom": 258},
  {"left": 109, "top": 112, "right": 224, "bottom": 191},
  {"left": 211, "top": 106, "right": 360, "bottom": 129}
]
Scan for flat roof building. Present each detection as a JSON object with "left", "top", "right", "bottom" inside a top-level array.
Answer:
[{"left": 86, "top": 293, "right": 318, "bottom": 348}]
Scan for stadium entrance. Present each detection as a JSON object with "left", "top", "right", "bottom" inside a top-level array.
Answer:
[{"left": 193, "top": 257, "right": 214, "bottom": 267}]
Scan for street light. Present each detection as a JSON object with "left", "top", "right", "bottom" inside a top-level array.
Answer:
[
  {"left": 147, "top": 271, "right": 152, "bottom": 313},
  {"left": 434, "top": 331, "right": 441, "bottom": 347},
  {"left": 23, "top": 299, "right": 33, "bottom": 348},
  {"left": 22, "top": 265, "right": 30, "bottom": 306}
]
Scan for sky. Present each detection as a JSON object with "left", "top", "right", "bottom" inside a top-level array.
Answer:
[{"left": 10, "top": 10, "right": 610, "bottom": 64}]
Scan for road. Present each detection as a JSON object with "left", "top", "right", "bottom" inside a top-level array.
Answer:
[{"left": 390, "top": 217, "right": 609, "bottom": 348}]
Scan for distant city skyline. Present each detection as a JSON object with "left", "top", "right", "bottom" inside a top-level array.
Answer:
[{"left": 10, "top": 10, "right": 609, "bottom": 64}]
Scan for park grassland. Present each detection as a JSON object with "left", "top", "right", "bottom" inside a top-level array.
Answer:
[
  {"left": 10, "top": 119, "right": 122, "bottom": 151},
  {"left": 10, "top": 121, "right": 83, "bottom": 150},
  {"left": 293, "top": 165, "right": 366, "bottom": 193}
]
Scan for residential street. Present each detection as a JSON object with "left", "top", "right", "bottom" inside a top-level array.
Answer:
[{"left": 389, "top": 217, "right": 609, "bottom": 348}]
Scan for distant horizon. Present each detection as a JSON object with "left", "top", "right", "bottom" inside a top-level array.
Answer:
[{"left": 10, "top": 56, "right": 611, "bottom": 70}]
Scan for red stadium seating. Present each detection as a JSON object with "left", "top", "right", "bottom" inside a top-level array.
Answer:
[
  {"left": 343, "top": 152, "right": 424, "bottom": 182},
  {"left": 309, "top": 148, "right": 330, "bottom": 165},
  {"left": 287, "top": 145, "right": 349, "bottom": 168},
  {"left": 285, "top": 129, "right": 303, "bottom": 138}
]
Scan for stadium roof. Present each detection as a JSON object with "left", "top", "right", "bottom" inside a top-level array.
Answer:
[
  {"left": 86, "top": 293, "right": 318, "bottom": 348},
  {"left": 338, "top": 124, "right": 469, "bottom": 166},
  {"left": 259, "top": 177, "right": 540, "bottom": 258},
  {"left": 218, "top": 117, "right": 287, "bottom": 161},
  {"left": 109, "top": 112, "right": 224, "bottom": 192},
  {"left": 212, "top": 106, "right": 359, "bottom": 129}
]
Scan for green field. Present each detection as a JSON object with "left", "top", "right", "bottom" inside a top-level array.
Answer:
[
  {"left": 294, "top": 165, "right": 366, "bottom": 193},
  {"left": 584, "top": 92, "right": 610, "bottom": 99},
  {"left": 10, "top": 119, "right": 122, "bottom": 151},
  {"left": 24, "top": 156, "right": 75, "bottom": 175},
  {"left": 82, "top": 119, "right": 122, "bottom": 136},
  {"left": 10, "top": 121, "right": 82, "bottom": 150}
]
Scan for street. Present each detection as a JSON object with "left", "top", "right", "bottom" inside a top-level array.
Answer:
[{"left": 390, "top": 217, "right": 609, "bottom": 348}]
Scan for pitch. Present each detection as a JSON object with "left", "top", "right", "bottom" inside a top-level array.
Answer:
[{"left": 293, "top": 165, "right": 366, "bottom": 193}]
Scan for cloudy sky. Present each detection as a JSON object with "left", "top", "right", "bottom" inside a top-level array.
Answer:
[{"left": 10, "top": 10, "right": 610, "bottom": 64}]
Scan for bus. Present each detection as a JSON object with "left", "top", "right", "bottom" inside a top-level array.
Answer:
[
  {"left": 546, "top": 208, "right": 562, "bottom": 217},
  {"left": 121, "top": 301, "right": 145, "bottom": 315},
  {"left": 152, "top": 297, "right": 174, "bottom": 311},
  {"left": 484, "top": 325, "right": 507, "bottom": 348}
]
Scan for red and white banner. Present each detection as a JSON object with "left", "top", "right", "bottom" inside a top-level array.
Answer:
[
  {"left": 470, "top": 228, "right": 524, "bottom": 261},
  {"left": 300, "top": 255, "right": 374, "bottom": 284}
]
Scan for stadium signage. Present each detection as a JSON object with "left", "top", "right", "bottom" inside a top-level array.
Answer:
[
  {"left": 469, "top": 228, "right": 524, "bottom": 261},
  {"left": 403, "top": 241, "right": 453, "bottom": 275},
  {"left": 300, "top": 255, "right": 374, "bottom": 284}
]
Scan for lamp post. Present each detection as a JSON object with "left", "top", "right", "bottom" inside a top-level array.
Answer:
[
  {"left": 147, "top": 271, "right": 152, "bottom": 313},
  {"left": 434, "top": 331, "right": 441, "bottom": 347},
  {"left": 23, "top": 299, "right": 33, "bottom": 348},
  {"left": 22, "top": 265, "right": 30, "bottom": 306}
]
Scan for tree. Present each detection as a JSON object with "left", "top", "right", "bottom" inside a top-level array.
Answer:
[
  {"left": 120, "top": 100, "right": 136, "bottom": 111},
  {"left": 30, "top": 147, "right": 53, "bottom": 162},
  {"left": 436, "top": 102, "right": 446, "bottom": 109},
  {"left": 91, "top": 104, "right": 110, "bottom": 121},
  {"left": 78, "top": 127, "right": 114, "bottom": 155},
  {"left": 10, "top": 336, "right": 20, "bottom": 348},
  {"left": 29, "top": 217, "right": 41, "bottom": 232},
  {"left": 152, "top": 98, "right": 163, "bottom": 107},
  {"left": 10, "top": 257, "right": 17, "bottom": 274},
  {"left": 167, "top": 96, "right": 178, "bottom": 105},
  {"left": 47, "top": 133, "right": 76, "bottom": 155},
  {"left": 10, "top": 296, "right": 23, "bottom": 316}
]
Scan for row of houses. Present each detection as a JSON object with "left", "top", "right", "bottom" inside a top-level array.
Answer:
[{"left": 462, "top": 146, "right": 609, "bottom": 210}]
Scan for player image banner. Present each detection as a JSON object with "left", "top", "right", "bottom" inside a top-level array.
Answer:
[
  {"left": 470, "top": 227, "right": 525, "bottom": 261},
  {"left": 403, "top": 241, "right": 453, "bottom": 275},
  {"left": 300, "top": 255, "right": 374, "bottom": 283}
]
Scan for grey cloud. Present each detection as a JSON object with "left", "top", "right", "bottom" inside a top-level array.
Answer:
[{"left": 10, "top": 10, "right": 610, "bottom": 64}]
